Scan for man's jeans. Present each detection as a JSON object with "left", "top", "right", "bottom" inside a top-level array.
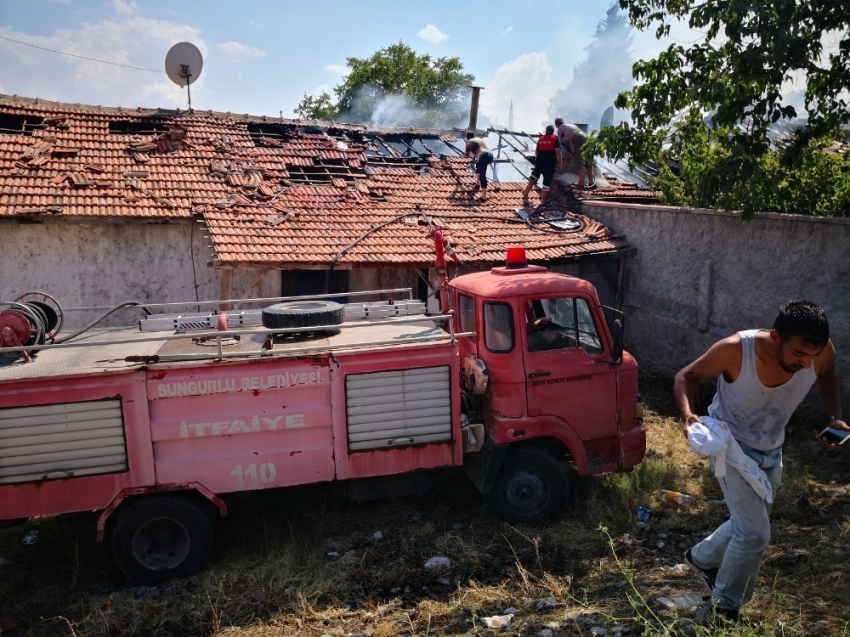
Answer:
[{"left": 691, "top": 442, "right": 783, "bottom": 610}]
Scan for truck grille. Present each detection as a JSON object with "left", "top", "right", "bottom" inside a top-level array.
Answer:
[
  {"left": 0, "top": 399, "right": 128, "bottom": 484},
  {"left": 345, "top": 366, "right": 452, "bottom": 452}
]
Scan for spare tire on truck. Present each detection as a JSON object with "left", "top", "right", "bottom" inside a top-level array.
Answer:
[{"left": 261, "top": 300, "right": 345, "bottom": 330}]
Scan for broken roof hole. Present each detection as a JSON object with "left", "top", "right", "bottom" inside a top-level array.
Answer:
[
  {"left": 285, "top": 159, "right": 365, "bottom": 185},
  {"left": 248, "top": 122, "right": 298, "bottom": 145},
  {"left": 109, "top": 120, "right": 170, "bottom": 135},
  {"left": 327, "top": 127, "right": 363, "bottom": 142},
  {"left": 0, "top": 114, "right": 45, "bottom": 136}
]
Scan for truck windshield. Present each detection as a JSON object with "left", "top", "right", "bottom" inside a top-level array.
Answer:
[
  {"left": 484, "top": 302, "right": 514, "bottom": 352},
  {"left": 526, "top": 297, "right": 603, "bottom": 355}
]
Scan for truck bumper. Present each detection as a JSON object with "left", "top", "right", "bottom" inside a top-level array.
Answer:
[{"left": 620, "top": 426, "right": 647, "bottom": 469}]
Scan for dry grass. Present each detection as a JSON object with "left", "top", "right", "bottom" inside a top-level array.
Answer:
[{"left": 2, "top": 374, "right": 850, "bottom": 636}]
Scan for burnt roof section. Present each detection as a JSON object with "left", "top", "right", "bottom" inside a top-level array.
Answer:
[{"left": 0, "top": 94, "right": 635, "bottom": 267}]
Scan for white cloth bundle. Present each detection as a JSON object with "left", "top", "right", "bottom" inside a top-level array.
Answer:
[{"left": 687, "top": 416, "right": 774, "bottom": 503}]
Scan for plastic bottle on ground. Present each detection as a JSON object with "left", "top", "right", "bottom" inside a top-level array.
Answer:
[{"left": 656, "top": 490, "right": 692, "bottom": 506}]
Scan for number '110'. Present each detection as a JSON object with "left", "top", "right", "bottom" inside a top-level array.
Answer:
[{"left": 230, "top": 463, "right": 276, "bottom": 486}]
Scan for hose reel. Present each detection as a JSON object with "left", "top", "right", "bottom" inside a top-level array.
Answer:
[{"left": 0, "top": 291, "right": 64, "bottom": 361}]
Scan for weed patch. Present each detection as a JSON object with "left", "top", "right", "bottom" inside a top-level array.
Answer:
[{"left": 1, "top": 376, "right": 849, "bottom": 636}]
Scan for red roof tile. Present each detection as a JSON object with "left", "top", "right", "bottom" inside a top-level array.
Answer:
[{"left": 0, "top": 94, "right": 630, "bottom": 266}]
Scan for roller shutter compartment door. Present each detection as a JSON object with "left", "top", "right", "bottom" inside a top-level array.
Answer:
[
  {"left": 346, "top": 366, "right": 452, "bottom": 452},
  {"left": 0, "top": 399, "right": 128, "bottom": 484}
]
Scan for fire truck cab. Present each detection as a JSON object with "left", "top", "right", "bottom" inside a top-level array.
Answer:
[{"left": 452, "top": 249, "right": 644, "bottom": 522}]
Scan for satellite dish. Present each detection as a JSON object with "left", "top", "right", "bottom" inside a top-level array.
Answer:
[{"left": 165, "top": 42, "right": 203, "bottom": 109}]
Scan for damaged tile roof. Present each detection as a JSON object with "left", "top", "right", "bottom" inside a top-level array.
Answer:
[{"left": 0, "top": 94, "right": 634, "bottom": 267}]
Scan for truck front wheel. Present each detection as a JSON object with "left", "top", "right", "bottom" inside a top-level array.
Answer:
[
  {"left": 111, "top": 495, "right": 215, "bottom": 582},
  {"left": 485, "top": 447, "right": 569, "bottom": 524}
]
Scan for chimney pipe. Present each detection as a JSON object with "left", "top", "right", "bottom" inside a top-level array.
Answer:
[{"left": 468, "top": 86, "right": 482, "bottom": 132}]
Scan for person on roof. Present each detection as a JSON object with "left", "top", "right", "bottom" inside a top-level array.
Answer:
[
  {"left": 555, "top": 118, "right": 593, "bottom": 188},
  {"left": 522, "top": 125, "right": 561, "bottom": 204},
  {"left": 465, "top": 132, "right": 494, "bottom": 202},
  {"left": 674, "top": 300, "right": 847, "bottom": 623}
]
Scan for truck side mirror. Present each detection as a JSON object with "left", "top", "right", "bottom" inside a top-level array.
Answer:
[{"left": 612, "top": 318, "right": 624, "bottom": 365}]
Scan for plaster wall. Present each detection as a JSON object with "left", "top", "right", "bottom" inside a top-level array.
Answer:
[
  {"left": 0, "top": 221, "right": 280, "bottom": 328},
  {"left": 579, "top": 201, "right": 850, "bottom": 407},
  {"left": 349, "top": 267, "right": 420, "bottom": 303}
]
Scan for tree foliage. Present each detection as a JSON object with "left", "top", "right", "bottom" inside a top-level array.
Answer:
[
  {"left": 294, "top": 93, "right": 338, "bottom": 121},
  {"left": 548, "top": 4, "right": 634, "bottom": 131},
  {"left": 294, "top": 42, "right": 474, "bottom": 128},
  {"left": 592, "top": 0, "right": 850, "bottom": 217}
]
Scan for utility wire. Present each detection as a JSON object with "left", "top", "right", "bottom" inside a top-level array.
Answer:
[{"left": 0, "top": 35, "right": 166, "bottom": 73}]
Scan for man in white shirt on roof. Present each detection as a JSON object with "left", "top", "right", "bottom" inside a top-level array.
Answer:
[
  {"left": 554, "top": 118, "right": 593, "bottom": 188},
  {"left": 464, "top": 132, "right": 494, "bottom": 202}
]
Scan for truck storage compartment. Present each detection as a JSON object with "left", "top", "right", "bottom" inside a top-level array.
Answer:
[
  {"left": 0, "top": 398, "right": 127, "bottom": 484},
  {"left": 345, "top": 366, "right": 452, "bottom": 451}
]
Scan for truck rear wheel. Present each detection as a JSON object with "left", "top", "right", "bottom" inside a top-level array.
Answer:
[
  {"left": 111, "top": 495, "right": 215, "bottom": 583},
  {"left": 485, "top": 447, "right": 569, "bottom": 524},
  {"left": 262, "top": 300, "right": 344, "bottom": 330}
]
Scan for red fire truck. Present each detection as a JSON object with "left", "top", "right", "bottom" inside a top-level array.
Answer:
[{"left": 0, "top": 244, "right": 644, "bottom": 582}]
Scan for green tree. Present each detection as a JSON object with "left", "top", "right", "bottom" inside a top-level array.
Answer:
[
  {"left": 592, "top": 0, "right": 850, "bottom": 217},
  {"left": 294, "top": 42, "right": 474, "bottom": 128},
  {"left": 548, "top": 4, "right": 634, "bottom": 131},
  {"left": 294, "top": 92, "right": 338, "bottom": 121}
]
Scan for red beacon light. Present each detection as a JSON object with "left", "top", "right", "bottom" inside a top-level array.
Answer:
[
  {"left": 505, "top": 246, "right": 527, "bottom": 269},
  {"left": 492, "top": 246, "right": 546, "bottom": 276}
]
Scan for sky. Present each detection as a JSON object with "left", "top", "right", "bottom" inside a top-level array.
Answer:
[{"left": 0, "top": 0, "right": 698, "bottom": 133}]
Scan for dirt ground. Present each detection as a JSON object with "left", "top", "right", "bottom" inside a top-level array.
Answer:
[{"left": 1, "top": 374, "right": 849, "bottom": 637}]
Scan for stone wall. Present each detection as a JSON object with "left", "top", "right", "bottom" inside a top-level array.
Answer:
[{"left": 579, "top": 202, "right": 850, "bottom": 407}]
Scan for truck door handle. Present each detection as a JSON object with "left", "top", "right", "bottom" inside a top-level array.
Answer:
[
  {"left": 528, "top": 371, "right": 551, "bottom": 379},
  {"left": 387, "top": 437, "right": 414, "bottom": 446}
]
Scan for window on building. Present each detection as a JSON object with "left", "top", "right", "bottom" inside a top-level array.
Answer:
[
  {"left": 281, "top": 269, "right": 349, "bottom": 302},
  {"left": 526, "top": 297, "right": 602, "bottom": 355},
  {"left": 484, "top": 302, "right": 514, "bottom": 353}
]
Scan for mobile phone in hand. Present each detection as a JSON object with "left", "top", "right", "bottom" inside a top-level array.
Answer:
[{"left": 819, "top": 426, "right": 850, "bottom": 446}]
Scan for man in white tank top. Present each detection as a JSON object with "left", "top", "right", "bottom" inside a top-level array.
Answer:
[{"left": 673, "top": 300, "right": 847, "bottom": 621}]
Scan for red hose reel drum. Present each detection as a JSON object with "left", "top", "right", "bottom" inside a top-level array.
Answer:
[
  {"left": 0, "top": 310, "right": 34, "bottom": 359},
  {"left": 0, "top": 292, "right": 63, "bottom": 362}
]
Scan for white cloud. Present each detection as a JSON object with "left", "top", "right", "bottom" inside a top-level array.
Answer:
[
  {"left": 501, "top": 26, "right": 514, "bottom": 35},
  {"left": 312, "top": 83, "right": 330, "bottom": 96},
  {"left": 417, "top": 24, "right": 448, "bottom": 44},
  {"left": 0, "top": 19, "right": 208, "bottom": 109},
  {"left": 324, "top": 63, "right": 347, "bottom": 75},
  {"left": 111, "top": 0, "right": 138, "bottom": 15},
  {"left": 217, "top": 41, "right": 266, "bottom": 59},
  {"left": 480, "top": 52, "right": 555, "bottom": 133}
]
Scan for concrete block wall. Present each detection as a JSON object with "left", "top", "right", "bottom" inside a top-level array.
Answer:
[{"left": 579, "top": 201, "right": 850, "bottom": 408}]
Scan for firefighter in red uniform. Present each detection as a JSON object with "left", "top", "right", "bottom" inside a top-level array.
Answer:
[{"left": 523, "top": 125, "right": 562, "bottom": 204}]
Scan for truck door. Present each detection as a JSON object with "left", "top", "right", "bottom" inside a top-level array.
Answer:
[{"left": 521, "top": 296, "right": 617, "bottom": 439}]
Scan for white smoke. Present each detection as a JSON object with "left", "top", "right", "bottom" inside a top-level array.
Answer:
[{"left": 369, "top": 93, "right": 420, "bottom": 127}]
